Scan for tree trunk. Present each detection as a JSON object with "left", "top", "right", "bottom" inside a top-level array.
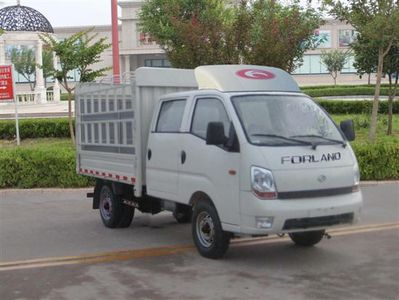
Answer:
[
  {"left": 368, "top": 73, "right": 371, "bottom": 85},
  {"left": 387, "top": 74, "right": 393, "bottom": 135},
  {"left": 67, "top": 90, "right": 75, "bottom": 145},
  {"left": 368, "top": 48, "right": 384, "bottom": 142},
  {"left": 388, "top": 74, "right": 399, "bottom": 135}
]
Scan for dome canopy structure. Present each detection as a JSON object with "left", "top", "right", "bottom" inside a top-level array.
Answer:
[{"left": 0, "top": 5, "right": 53, "bottom": 33}]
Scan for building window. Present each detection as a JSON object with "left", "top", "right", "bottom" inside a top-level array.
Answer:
[
  {"left": 293, "top": 55, "right": 329, "bottom": 75},
  {"left": 144, "top": 59, "right": 171, "bottom": 68},
  {"left": 139, "top": 32, "right": 155, "bottom": 45},
  {"left": 313, "top": 30, "right": 332, "bottom": 48},
  {"left": 339, "top": 30, "right": 357, "bottom": 47},
  {"left": 341, "top": 55, "right": 357, "bottom": 73}
]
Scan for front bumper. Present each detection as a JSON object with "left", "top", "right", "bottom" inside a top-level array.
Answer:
[{"left": 233, "top": 189, "right": 362, "bottom": 235}]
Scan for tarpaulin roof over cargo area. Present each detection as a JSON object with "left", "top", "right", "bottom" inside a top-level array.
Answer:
[{"left": 195, "top": 65, "right": 300, "bottom": 93}]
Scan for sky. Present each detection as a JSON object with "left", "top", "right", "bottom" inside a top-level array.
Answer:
[{"left": 0, "top": 0, "right": 114, "bottom": 27}]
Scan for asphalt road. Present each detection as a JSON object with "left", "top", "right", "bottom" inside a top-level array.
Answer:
[{"left": 0, "top": 183, "right": 398, "bottom": 300}]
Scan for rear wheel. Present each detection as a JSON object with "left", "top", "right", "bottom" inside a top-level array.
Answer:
[
  {"left": 289, "top": 230, "right": 325, "bottom": 247},
  {"left": 192, "top": 201, "right": 231, "bottom": 259},
  {"left": 99, "top": 183, "right": 134, "bottom": 228},
  {"left": 117, "top": 205, "right": 135, "bottom": 228}
]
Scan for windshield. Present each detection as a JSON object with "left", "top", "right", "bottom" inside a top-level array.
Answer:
[{"left": 231, "top": 94, "right": 344, "bottom": 147}]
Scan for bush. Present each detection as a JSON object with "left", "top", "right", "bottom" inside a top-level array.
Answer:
[
  {"left": 353, "top": 143, "right": 399, "bottom": 180},
  {"left": 301, "top": 84, "right": 390, "bottom": 91},
  {"left": 317, "top": 100, "right": 399, "bottom": 114},
  {"left": 61, "top": 93, "right": 74, "bottom": 101},
  {"left": 0, "top": 146, "right": 93, "bottom": 188},
  {"left": 0, "top": 118, "right": 72, "bottom": 139},
  {"left": 304, "top": 86, "right": 391, "bottom": 98},
  {"left": 0, "top": 141, "right": 397, "bottom": 188}
]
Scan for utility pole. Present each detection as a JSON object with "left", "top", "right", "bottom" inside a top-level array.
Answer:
[{"left": 111, "top": 0, "right": 120, "bottom": 83}]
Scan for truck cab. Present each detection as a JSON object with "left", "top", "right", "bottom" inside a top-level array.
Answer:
[{"left": 76, "top": 65, "right": 362, "bottom": 259}]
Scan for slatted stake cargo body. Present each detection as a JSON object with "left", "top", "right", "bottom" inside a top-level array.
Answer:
[{"left": 75, "top": 68, "right": 198, "bottom": 197}]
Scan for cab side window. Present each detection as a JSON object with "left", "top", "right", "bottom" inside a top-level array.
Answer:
[
  {"left": 156, "top": 100, "right": 186, "bottom": 132},
  {"left": 191, "top": 98, "right": 230, "bottom": 139}
]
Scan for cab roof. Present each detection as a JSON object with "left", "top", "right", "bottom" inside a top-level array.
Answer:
[
  {"left": 195, "top": 65, "right": 300, "bottom": 93},
  {"left": 135, "top": 65, "right": 300, "bottom": 93}
]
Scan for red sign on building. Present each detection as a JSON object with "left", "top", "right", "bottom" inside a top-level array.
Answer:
[{"left": 0, "top": 65, "right": 15, "bottom": 101}]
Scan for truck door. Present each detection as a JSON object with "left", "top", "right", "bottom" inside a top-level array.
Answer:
[
  {"left": 146, "top": 99, "right": 187, "bottom": 201},
  {"left": 178, "top": 97, "right": 241, "bottom": 226}
]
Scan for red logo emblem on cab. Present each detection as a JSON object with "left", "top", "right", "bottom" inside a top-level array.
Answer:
[{"left": 236, "top": 69, "right": 275, "bottom": 80}]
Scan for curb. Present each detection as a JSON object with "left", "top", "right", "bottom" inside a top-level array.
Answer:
[{"left": 0, "top": 187, "right": 92, "bottom": 193}]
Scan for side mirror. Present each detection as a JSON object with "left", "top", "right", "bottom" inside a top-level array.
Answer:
[
  {"left": 340, "top": 120, "right": 355, "bottom": 141},
  {"left": 206, "top": 122, "right": 227, "bottom": 145}
]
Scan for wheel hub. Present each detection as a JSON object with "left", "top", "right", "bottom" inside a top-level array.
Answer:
[
  {"left": 196, "top": 212, "right": 215, "bottom": 248},
  {"left": 100, "top": 187, "right": 113, "bottom": 221}
]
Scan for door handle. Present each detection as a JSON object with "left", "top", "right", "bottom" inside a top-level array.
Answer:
[
  {"left": 181, "top": 151, "right": 186, "bottom": 164},
  {"left": 148, "top": 149, "right": 152, "bottom": 160}
]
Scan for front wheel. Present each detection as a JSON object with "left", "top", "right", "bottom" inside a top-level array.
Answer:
[
  {"left": 288, "top": 230, "right": 325, "bottom": 247},
  {"left": 192, "top": 201, "right": 231, "bottom": 259}
]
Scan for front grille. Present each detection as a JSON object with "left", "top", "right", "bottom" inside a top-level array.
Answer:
[
  {"left": 283, "top": 213, "right": 354, "bottom": 230},
  {"left": 278, "top": 187, "right": 353, "bottom": 199}
]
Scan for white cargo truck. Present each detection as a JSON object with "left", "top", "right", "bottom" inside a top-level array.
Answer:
[{"left": 76, "top": 65, "right": 362, "bottom": 258}]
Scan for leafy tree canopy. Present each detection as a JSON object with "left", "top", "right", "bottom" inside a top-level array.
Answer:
[
  {"left": 40, "top": 28, "right": 111, "bottom": 144},
  {"left": 242, "top": 0, "right": 323, "bottom": 73},
  {"left": 139, "top": 0, "right": 323, "bottom": 72},
  {"left": 10, "top": 47, "right": 36, "bottom": 90},
  {"left": 321, "top": 49, "right": 349, "bottom": 85}
]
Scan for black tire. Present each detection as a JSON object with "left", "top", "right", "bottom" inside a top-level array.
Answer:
[
  {"left": 289, "top": 230, "right": 325, "bottom": 247},
  {"left": 99, "top": 183, "right": 134, "bottom": 228},
  {"left": 173, "top": 204, "right": 192, "bottom": 223},
  {"left": 118, "top": 205, "right": 135, "bottom": 228},
  {"left": 192, "top": 201, "right": 231, "bottom": 259}
]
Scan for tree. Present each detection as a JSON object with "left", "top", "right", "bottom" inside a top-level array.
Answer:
[
  {"left": 10, "top": 47, "right": 36, "bottom": 91},
  {"left": 384, "top": 44, "right": 399, "bottom": 135},
  {"left": 352, "top": 37, "right": 399, "bottom": 135},
  {"left": 323, "top": 0, "right": 399, "bottom": 142},
  {"left": 240, "top": 0, "right": 323, "bottom": 73},
  {"left": 139, "top": 0, "right": 323, "bottom": 71},
  {"left": 321, "top": 49, "right": 349, "bottom": 86},
  {"left": 139, "top": 0, "right": 240, "bottom": 68},
  {"left": 41, "top": 48, "right": 54, "bottom": 87},
  {"left": 10, "top": 47, "right": 55, "bottom": 90},
  {"left": 40, "top": 29, "right": 111, "bottom": 144},
  {"left": 352, "top": 35, "right": 377, "bottom": 85}
]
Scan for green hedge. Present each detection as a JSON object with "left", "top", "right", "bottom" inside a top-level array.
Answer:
[
  {"left": 0, "top": 118, "right": 72, "bottom": 139},
  {"left": 0, "top": 141, "right": 397, "bottom": 188},
  {"left": 301, "top": 84, "right": 390, "bottom": 91},
  {"left": 304, "top": 86, "right": 391, "bottom": 98},
  {"left": 318, "top": 100, "right": 399, "bottom": 114},
  {"left": 61, "top": 93, "right": 74, "bottom": 101},
  {"left": 353, "top": 143, "right": 399, "bottom": 181},
  {"left": 0, "top": 146, "right": 93, "bottom": 188}
]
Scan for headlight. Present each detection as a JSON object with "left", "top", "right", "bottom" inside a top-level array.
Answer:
[{"left": 251, "top": 166, "right": 277, "bottom": 199}]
